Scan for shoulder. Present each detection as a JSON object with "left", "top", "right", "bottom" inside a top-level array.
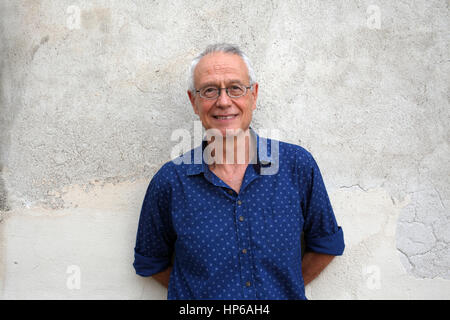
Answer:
[
  {"left": 266, "top": 138, "right": 315, "bottom": 168},
  {"left": 281, "top": 140, "right": 312, "bottom": 160},
  {"left": 150, "top": 146, "right": 201, "bottom": 183},
  {"left": 151, "top": 159, "right": 183, "bottom": 185}
]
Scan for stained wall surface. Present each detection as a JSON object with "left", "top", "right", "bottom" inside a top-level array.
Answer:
[{"left": 0, "top": 0, "right": 449, "bottom": 299}]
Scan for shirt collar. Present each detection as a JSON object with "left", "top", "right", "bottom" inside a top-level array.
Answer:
[{"left": 186, "top": 127, "right": 273, "bottom": 176}]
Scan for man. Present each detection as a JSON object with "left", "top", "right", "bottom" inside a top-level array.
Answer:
[{"left": 133, "top": 43, "right": 344, "bottom": 300}]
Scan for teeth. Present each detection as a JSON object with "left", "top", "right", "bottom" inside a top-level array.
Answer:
[{"left": 215, "top": 115, "right": 236, "bottom": 119}]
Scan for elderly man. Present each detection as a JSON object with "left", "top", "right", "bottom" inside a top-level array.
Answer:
[{"left": 133, "top": 43, "right": 344, "bottom": 300}]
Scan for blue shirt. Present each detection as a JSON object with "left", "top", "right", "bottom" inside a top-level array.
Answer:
[{"left": 133, "top": 131, "right": 344, "bottom": 300}]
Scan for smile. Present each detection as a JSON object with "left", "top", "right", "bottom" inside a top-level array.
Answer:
[{"left": 213, "top": 114, "right": 238, "bottom": 120}]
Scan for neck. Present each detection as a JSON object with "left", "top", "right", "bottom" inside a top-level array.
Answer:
[{"left": 206, "top": 128, "right": 256, "bottom": 172}]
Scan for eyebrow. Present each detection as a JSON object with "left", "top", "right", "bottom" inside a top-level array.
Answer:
[{"left": 199, "top": 80, "right": 245, "bottom": 88}]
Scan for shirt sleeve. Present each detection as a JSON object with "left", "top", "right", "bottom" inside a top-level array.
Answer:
[
  {"left": 301, "top": 152, "right": 345, "bottom": 256},
  {"left": 133, "top": 166, "right": 176, "bottom": 277}
]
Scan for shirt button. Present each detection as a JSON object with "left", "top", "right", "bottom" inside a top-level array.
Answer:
[
  {"left": 245, "top": 281, "right": 251, "bottom": 287},
  {"left": 242, "top": 248, "right": 247, "bottom": 254},
  {"left": 239, "top": 216, "right": 244, "bottom": 222},
  {"left": 228, "top": 190, "right": 233, "bottom": 195},
  {"left": 237, "top": 200, "right": 242, "bottom": 205}
]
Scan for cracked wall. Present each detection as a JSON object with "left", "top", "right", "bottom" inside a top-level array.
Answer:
[{"left": 0, "top": 1, "right": 449, "bottom": 299}]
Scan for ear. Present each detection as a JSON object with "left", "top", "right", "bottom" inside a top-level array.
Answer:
[
  {"left": 187, "top": 90, "right": 199, "bottom": 115},
  {"left": 251, "top": 82, "right": 259, "bottom": 110}
]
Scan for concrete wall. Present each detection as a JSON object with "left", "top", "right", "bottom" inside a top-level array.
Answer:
[{"left": 0, "top": 0, "right": 449, "bottom": 299}]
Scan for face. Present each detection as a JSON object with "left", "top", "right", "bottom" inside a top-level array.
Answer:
[{"left": 188, "top": 52, "right": 258, "bottom": 136}]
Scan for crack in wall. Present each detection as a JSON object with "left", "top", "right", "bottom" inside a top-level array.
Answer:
[
  {"left": 396, "top": 187, "right": 449, "bottom": 279},
  {"left": 339, "top": 184, "right": 369, "bottom": 192}
]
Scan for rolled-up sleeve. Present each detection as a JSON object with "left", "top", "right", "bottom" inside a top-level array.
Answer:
[
  {"left": 133, "top": 167, "right": 176, "bottom": 276},
  {"left": 302, "top": 153, "right": 345, "bottom": 256}
]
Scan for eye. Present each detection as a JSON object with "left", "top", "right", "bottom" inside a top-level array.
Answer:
[
  {"left": 200, "top": 86, "right": 219, "bottom": 98},
  {"left": 204, "top": 87, "right": 216, "bottom": 93},
  {"left": 228, "top": 85, "right": 244, "bottom": 96}
]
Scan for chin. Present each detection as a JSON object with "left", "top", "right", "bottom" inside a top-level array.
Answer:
[
  {"left": 204, "top": 122, "right": 251, "bottom": 138},
  {"left": 221, "top": 126, "right": 251, "bottom": 137}
]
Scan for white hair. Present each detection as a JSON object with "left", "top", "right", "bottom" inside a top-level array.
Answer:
[{"left": 188, "top": 43, "right": 256, "bottom": 92}]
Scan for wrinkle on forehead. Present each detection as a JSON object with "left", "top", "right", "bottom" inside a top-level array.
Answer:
[
  {"left": 201, "top": 58, "right": 241, "bottom": 73},
  {"left": 212, "top": 63, "right": 229, "bottom": 71},
  {"left": 194, "top": 53, "right": 249, "bottom": 86},
  {"left": 203, "top": 64, "right": 240, "bottom": 76}
]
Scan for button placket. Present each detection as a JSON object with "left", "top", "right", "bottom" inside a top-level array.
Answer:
[{"left": 235, "top": 198, "right": 256, "bottom": 298}]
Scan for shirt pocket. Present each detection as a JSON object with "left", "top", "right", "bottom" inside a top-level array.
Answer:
[{"left": 259, "top": 200, "right": 303, "bottom": 264}]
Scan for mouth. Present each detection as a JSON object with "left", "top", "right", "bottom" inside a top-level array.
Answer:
[{"left": 212, "top": 114, "right": 238, "bottom": 120}]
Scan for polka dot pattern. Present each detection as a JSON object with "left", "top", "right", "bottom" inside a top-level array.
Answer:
[{"left": 133, "top": 132, "right": 344, "bottom": 300}]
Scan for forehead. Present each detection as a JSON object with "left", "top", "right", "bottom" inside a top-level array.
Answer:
[{"left": 194, "top": 52, "right": 249, "bottom": 86}]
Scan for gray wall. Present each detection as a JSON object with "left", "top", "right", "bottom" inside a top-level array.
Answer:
[{"left": 0, "top": 0, "right": 449, "bottom": 299}]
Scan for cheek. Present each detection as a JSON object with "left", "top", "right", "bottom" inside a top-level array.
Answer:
[
  {"left": 197, "top": 104, "right": 212, "bottom": 117},
  {"left": 244, "top": 101, "right": 256, "bottom": 114},
  {"left": 250, "top": 97, "right": 257, "bottom": 110}
]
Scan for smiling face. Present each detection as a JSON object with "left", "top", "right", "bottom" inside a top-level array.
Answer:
[{"left": 188, "top": 52, "right": 258, "bottom": 136}]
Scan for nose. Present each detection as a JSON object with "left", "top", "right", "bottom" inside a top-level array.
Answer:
[{"left": 215, "top": 88, "right": 232, "bottom": 108}]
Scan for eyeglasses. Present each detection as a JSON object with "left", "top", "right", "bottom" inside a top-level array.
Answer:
[{"left": 195, "top": 84, "right": 252, "bottom": 100}]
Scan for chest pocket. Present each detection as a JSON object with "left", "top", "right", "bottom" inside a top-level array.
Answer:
[{"left": 257, "top": 199, "right": 303, "bottom": 263}]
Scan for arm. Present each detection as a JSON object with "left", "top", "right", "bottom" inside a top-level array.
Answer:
[
  {"left": 152, "top": 266, "right": 173, "bottom": 289},
  {"left": 301, "top": 252, "right": 335, "bottom": 286},
  {"left": 300, "top": 153, "right": 345, "bottom": 286},
  {"left": 133, "top": 165, "right": 176, "bottom": 282}
]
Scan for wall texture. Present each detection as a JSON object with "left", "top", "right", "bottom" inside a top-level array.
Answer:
[{"left": 0, "top": 0, "right": 449, "bottom": 299}]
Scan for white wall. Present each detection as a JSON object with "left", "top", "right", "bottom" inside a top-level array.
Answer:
[{"left": 0, "top": 1, "right": 449, "bottom": 299}]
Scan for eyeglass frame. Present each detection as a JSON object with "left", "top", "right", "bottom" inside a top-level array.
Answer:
[{"left": 194, "top": 83, "right": 253, "bottom": 100}]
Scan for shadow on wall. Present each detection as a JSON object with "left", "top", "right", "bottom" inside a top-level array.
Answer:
[
  {"left": 0, "top": 9, "right": 9, "bottom": 213},
  {"left": 0, "top": 165, "right": 8, "bottom": 212}
]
